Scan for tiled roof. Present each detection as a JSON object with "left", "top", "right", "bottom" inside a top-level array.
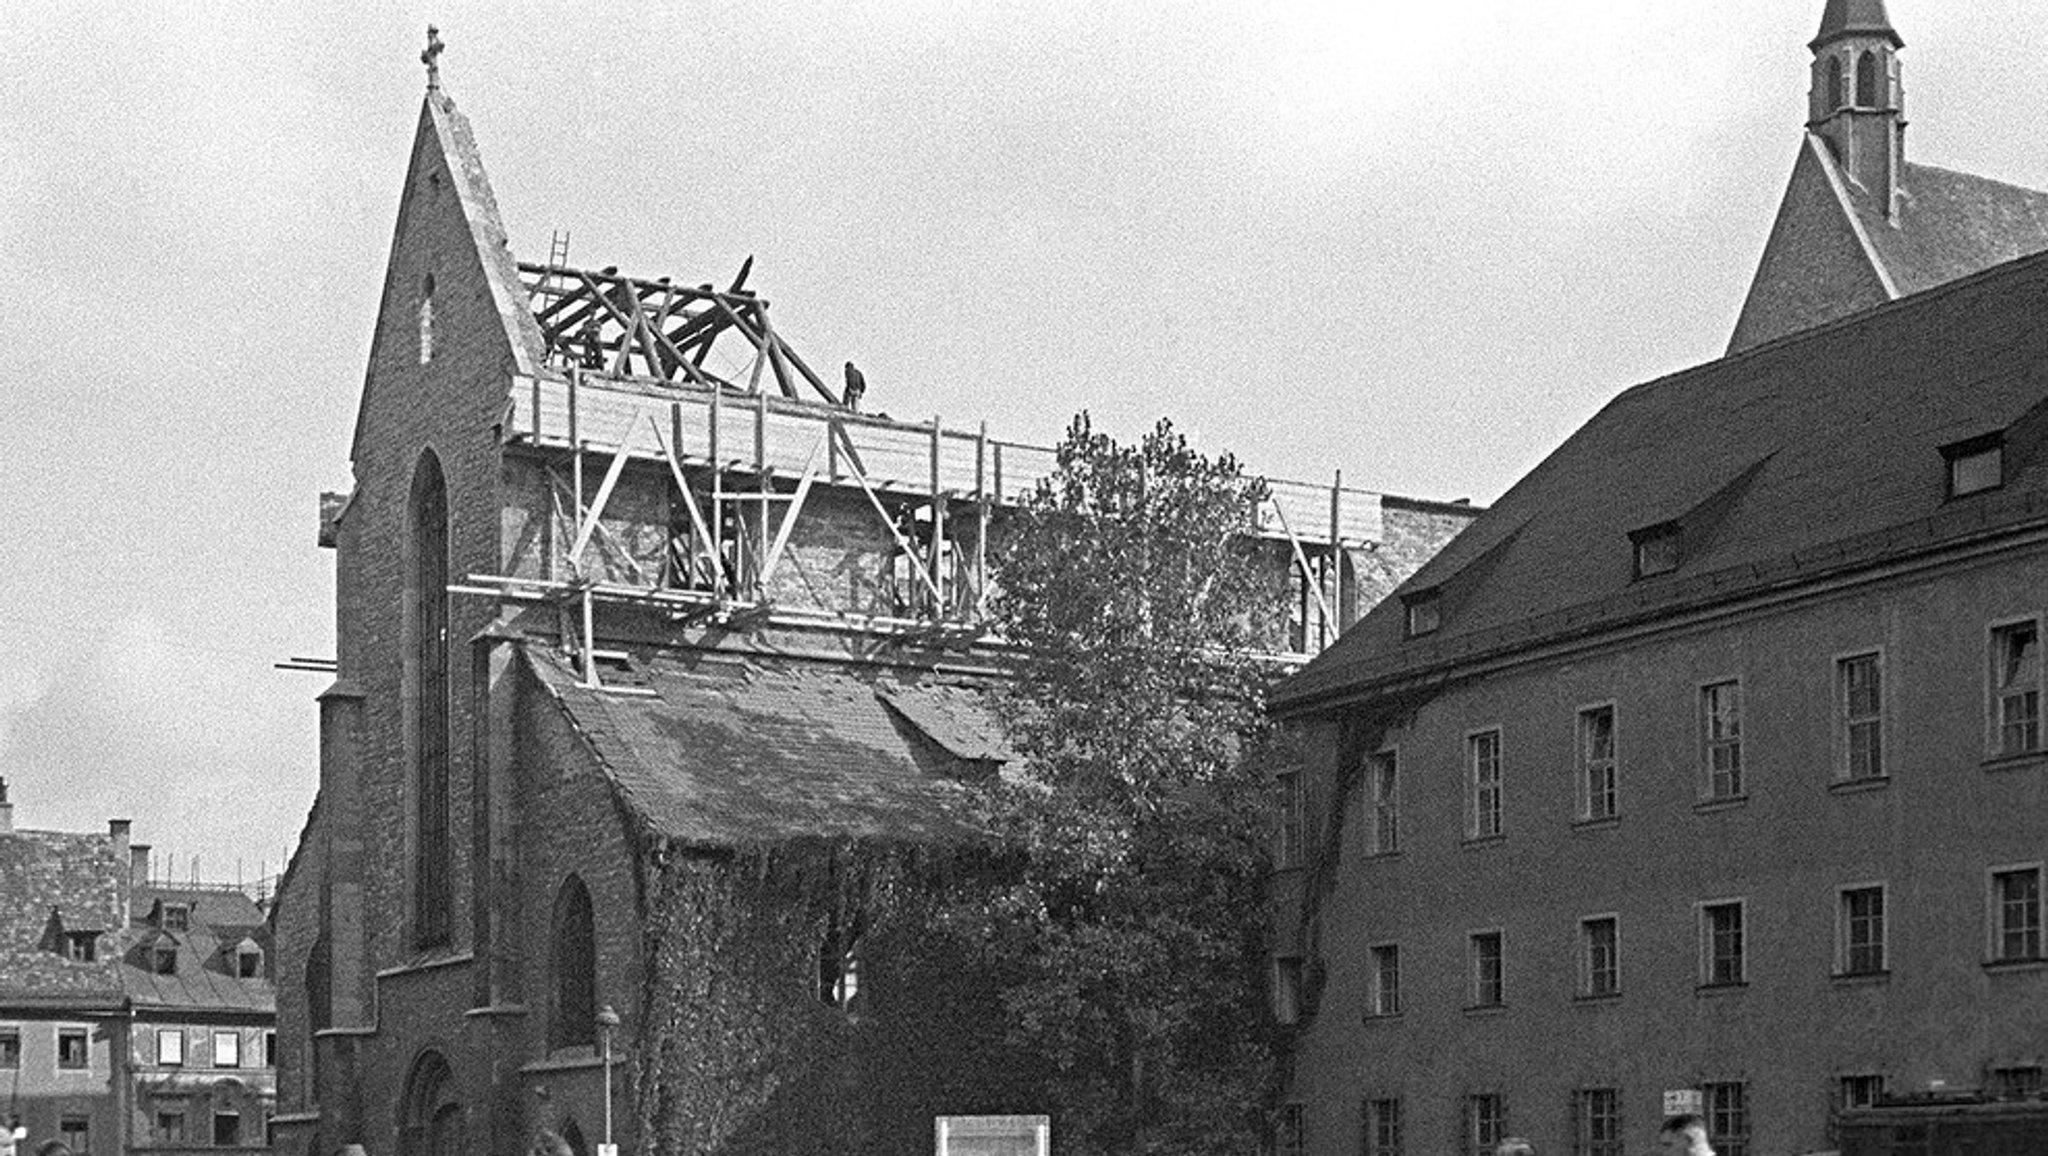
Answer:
[
  {"left": 523, "top": 646, "right": 1002, "bottom": 848},
  {"left": 0, "top": 830, "right": 127, "bottom": 1005},
  {"left": 118, "top": 886, "right": 274, "bottom": 1014},
  {"left": 1276, "top": 248, "right": 2048, "bottom": 710},
  {"left": 1854, "top": 163, "right": 2048, "bottom": 297}
]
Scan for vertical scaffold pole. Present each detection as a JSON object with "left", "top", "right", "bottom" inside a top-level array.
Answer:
[
  {"left": 709, "top": 385, "right": 723, "bottom": 601},
  {"left": 1329, "top": 470, "right": 1344, "bottom": 642},
  {"left": 975, "top": 422, "right": 988, "bottom": 613},
  {"left": 570, "top": 367, "right": 595, "bottom": 686},
  {"left": 756, "top": 391, "right": 770, "bottom": 602},
  {"left": 930, "top": 417, "right": 945, "bottom": 617}
]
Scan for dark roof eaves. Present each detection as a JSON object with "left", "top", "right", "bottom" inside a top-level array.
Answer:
[{"left": 1275, "top": 493, "right": 2048, "bottom": 715}]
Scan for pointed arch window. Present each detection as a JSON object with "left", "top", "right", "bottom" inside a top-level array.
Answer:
[
  {"left": 418, "top": 274, "right": 436, "bottom": 365},
  {"left": 410, "top": 452, "right": 452, "bottom": 948},
  {"left": 1825, "top": 56, "right": 1845, "bottom": 111},
  {"left": 1855, "top": 51, "right": 1879, "bottom": 107},
  {"left": 549, "top": 875, "right": 596, "bottom": 1050}
]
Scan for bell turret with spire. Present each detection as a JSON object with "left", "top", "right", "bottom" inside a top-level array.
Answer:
[{"left": 1807, "top": 0, "right": 1905, "bottom": 218}]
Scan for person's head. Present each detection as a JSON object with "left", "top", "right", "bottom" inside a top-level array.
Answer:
[
  {"left": 1659, "top": 1114, "right": 1713, "bottom": 1156},
  {"left": 1495, "top": 1138, "right": 1537, "bottom": 1156}
]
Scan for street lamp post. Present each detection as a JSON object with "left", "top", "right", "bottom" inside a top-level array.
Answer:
[{"left": 596, "top": 1004, "right": 621, "bottom": 1156}]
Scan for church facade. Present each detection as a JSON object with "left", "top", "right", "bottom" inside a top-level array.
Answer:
[{"left": 265, "top": 48, "right": 1471, "bottom": 1156}]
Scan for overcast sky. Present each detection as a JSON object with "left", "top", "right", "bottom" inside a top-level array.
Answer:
[{"left": 2, "top": 1, "right": 2044, "bottom": 875}]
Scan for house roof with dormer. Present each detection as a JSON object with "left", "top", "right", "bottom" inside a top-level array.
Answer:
[
  {"left": 0, "top": 828, "right": 127, "bottom": 1008},
  {"left": 1276, "top": 246, "right": 2048, "bottom": 712}
]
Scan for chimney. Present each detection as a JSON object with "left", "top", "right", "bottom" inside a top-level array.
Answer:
[
  {"left": 131, "top": 843, "right": 152, "bottom": 889},
  {"left": 0, "top": 777, "right": 12, "bottom": 834}
]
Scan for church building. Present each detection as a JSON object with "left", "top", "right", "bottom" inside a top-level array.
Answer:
[
  {"left": 264, "top": 36, "right": 1471, "bottom": 1156},
  {"left": 1730, "top": 0, "right": 2048, "bottom": 352}
]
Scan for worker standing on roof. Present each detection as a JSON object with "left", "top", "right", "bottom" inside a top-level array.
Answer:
[{"left": 842, "top": 361, "right": 866, "bottom": 411}]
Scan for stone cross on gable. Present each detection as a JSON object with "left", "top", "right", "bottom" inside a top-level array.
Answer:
[{"left": 422, "top": 26, "right": 445, "bottom": 90}]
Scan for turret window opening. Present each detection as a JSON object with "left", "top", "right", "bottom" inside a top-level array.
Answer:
[
  {"left": 1825, "top": 56, "right": 1845, "bottom": 111},
  {"left": 1856, "top": 51, "right": 1879, "bottom": 107}
]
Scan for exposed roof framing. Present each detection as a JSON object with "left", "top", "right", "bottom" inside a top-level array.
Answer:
[{"left": 518, "top": 259, "right": 842, "bottom": 405}]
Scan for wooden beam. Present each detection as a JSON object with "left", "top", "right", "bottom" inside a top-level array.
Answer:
[{"left": 569, "top": 405, "right": 646, "bottom": 564}]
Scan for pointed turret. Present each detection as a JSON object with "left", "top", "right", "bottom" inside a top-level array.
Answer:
[
  {"left": 1811, "top": 0, "right": 1902, "bottom": 50},
  {"left": 1807, "top": 0, "right": 1905, "bottom": 216}
]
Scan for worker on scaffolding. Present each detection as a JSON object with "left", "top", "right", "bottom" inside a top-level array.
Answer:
[
  {"left": 842, "top": 361, "right": 867, "bottom": 412},
  {"left": 1, "top": 1114, "right": 25, "bottom": 1156}
]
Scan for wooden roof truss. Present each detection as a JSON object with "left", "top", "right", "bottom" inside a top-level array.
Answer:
[{"left": 519, "top": 259, "right": 843, "bottom": 405}]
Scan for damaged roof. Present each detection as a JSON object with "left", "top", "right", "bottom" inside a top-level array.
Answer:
[{"left": 524, "top": 645, "right": 1009, "bottom": 848}]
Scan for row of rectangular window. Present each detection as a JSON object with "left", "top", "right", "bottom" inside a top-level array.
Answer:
[
  {"left": 1279, "top": 626, "right": 2044, "bottom": 866},
  {"left": 1354, "top": 871, "right": 2044, "bottom": 1017},
  {"left": 1279, "top": 1082, "right": 1750, "bottom": 1156},
  {"left": 0, "top": 1026, "right": 277, "bottom": 1071}
]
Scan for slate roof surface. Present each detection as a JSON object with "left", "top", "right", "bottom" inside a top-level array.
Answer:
[
  {"left": 1855, "top": 163, "right": 2048, "bottom": 297},
  {"left": 1813, "top": 0, "right": 1900, "bottom": 46},
  {"left": 524, "top": 646, "right": 1005, "bottom": 847},
  {"left": 0, "top": 829, "right": 126, "bottom": 1005},
  {"left": 1276, "top": 247, "right": 2048, "bottom": 710},
  {"left": 119, "top": 886, "right": 274, "bottom": 1014}
]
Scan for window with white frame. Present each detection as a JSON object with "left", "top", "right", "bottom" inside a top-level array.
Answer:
[
  {"left": 1468, "top": 931, "right": 1504, "bottom": 1008},
  {"left": 1704, "top": 1081, "right": 1749, "bottom": 1156},
  {"left": 1701, "top": 901, "right": 1745, "bottom": 986},
  {"left": 1578, "top": 705, "right": 1617, "bottom": 820},
  {"left": 1990, "top": 621, "right": 2042, "bottom": 758},
  {"left": 1368, "top": 944, "right": 1401, "bottom": 1017},
  {"left": 1468, "top": 730, "right": 1503, "bottom": 839},
  {"left": 1366, "top": 750, "right": 1399, "bottom": 856},
  {"left": 1465, "top": 1094, "right": 1504, "bottom": 1156},
  {"left": 1574, "top": 1087, "right": 1622, "bottom": 1156},
  {"left": 213, "top": 1031, "right": 239, "bottom": 1068},
  {"left": 1580, "top": 915, "right": 1619, "bottom": 998},
  {"left": 1990, "top": 865, "right": 2043, "bottom": 963},
  {"left": 156, "top": 1027, "right": 183, "bottom": 1067},
  {"left": 1701, "top": 681, "right": 1743, "bottom": 797},
  {"left": 1838, "top": 885, "right": 1886, "bottom": 976},
  {"left": 1837, "top": 653, "right": 1884, "bottom": 780},
  {"left": 1364, "top": 1097, "right": 1402, "bottom": 1156}
]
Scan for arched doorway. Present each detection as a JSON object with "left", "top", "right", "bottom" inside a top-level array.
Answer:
[{"left": 399, "top": 1050, "right": 464, "bottom": 1156}]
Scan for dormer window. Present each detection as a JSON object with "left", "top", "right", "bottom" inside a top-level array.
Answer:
[
  {"left": 63, "top": 932, "right": 97, "bottom": 962},
  {"left": 236, "top": 943, "right": 264, "bottom": 979},
  {"left": 1402, "top": 590, "right": 1441, "bottom": 639},
  {"left": 152, "top": 943, "right": 177, "bottom": 976},
  {"left": 1630, "top": 522, "right": 1682, "bottom": 579},
  {"left": 161, "top": 904, "right": 190, "bottom": 933},
  {"left": 1944, "top": 434, "right": 2004, "bottom": 498}
]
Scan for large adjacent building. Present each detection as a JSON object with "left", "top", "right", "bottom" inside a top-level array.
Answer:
[
  {"left": 0, "top": 782, "right": 277, "bottom": 1156},
  {"left": 266, "top": 45, "right": 1473, "bottom": 1156},
  {"left": 1272, "top": 244, "right": 2048, "bottom": 1156},
  {"left": 1729, "top": 0, "right": 2048, "bottom": 352},
  {"left": 1266, "top": 10, "right": 2048, "bottom": 1151}
]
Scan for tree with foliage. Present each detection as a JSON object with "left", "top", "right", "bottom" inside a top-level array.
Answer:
[{"left": 951, "top": 414, "right": 1285, "bottom": 1155}]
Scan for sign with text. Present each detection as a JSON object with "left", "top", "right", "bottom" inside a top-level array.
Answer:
[{"left": 1663, "top": 1089, "right": 1703, "bottom": 1118}]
